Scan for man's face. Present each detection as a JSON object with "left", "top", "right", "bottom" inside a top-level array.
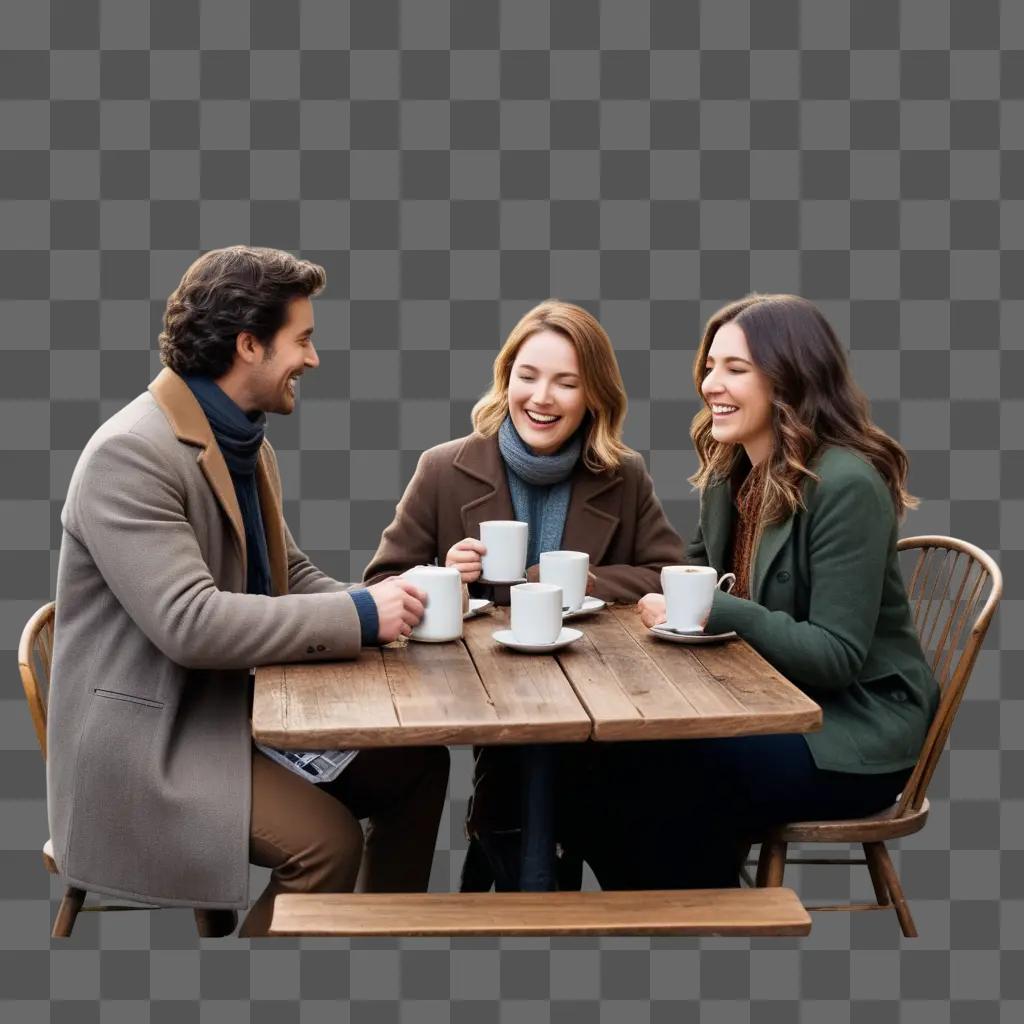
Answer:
[{"left": 248, "top": 296, "right": 319, "bottom": 415}]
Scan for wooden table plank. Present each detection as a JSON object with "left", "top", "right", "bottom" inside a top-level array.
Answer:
[
  {"left": 252, "top": 607, "right": 590, "bottom": 748},
  {"left": 252, "top": 653, "right": 400, "bottom": 748},
  {"left": 269, "top": 888, "right": 812, "bottom": 937},
  {"left": 459, "top": 610, "right": 592, "bottom": 744},
  {"left": 556, "top": 606, "right": 821, "bottom": 741}
]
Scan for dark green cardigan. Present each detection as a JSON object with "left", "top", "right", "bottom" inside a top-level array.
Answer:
[{"left": 692, "top": 446, "right": 938, "bottom": 775}]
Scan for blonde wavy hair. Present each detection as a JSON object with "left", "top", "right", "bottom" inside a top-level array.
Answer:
[
  {"left": 471, "top": 300, "right": 630, "bottom": 474},
  {"left": 690, "top": 294, "right": 918, "bottom": 523}
]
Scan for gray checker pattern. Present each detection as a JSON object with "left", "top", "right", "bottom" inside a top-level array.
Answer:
[{"left": 0, "top": 0, "right": 1021, "bottom": 1019}]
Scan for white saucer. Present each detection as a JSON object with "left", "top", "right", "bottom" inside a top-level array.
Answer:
[
  {"left": 478, "top": 576, "right": 527, "bottom": 586},
  {"left": 463, "top": 598, "right": 493, "bottom": 619},
  {"left": 492, "top": 627, "right": 583, "bottom": 653},
  {"left": 649, "top": 624, "right": 738, "bottom": 645},
  {"left": 562, "top": 596, "right": 606, "bottom": 620}
]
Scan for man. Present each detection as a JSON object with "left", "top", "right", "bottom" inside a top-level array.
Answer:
[{"left": 47, "top": 246, "right": 449, "bottom": 937}]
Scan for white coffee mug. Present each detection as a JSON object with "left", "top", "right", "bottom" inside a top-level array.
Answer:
[
  {"left": 510, "top": 582, "right": 563, "bottom": 646},
  {"left": 661, "top": 565, "right": 736, "bottom": 632},
  {"left": 480, "top": 520, "right": 528, "bottom": 582},
  {"left": 400, "top": 565, "right": 463, "bottom": 642},
  {"left": 539, "top": 550, "right": 589, "bottom": 612}
]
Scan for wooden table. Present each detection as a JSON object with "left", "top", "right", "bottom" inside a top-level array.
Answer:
[
  {"left": 252, "top": 605, "right": 821, "bottom": 749},
  {"left": 255, "top": 605, "right": 821, "bottom": 938}
]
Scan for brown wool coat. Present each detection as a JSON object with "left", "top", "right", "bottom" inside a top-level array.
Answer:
[
  {"left": 47, "top": 369, "right": 362, "bottom": 909},
  {"left": 363, "top": 432, "right": 686, "bottom": 604}
]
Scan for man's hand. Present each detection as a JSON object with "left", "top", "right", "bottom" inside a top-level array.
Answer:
[
  {"left": 445, "top": 538, "right": 486, "bottom": 583},
  {"left": 637, "top": 593, "right": 667, "bottom": 629},
  {"left": 366, "top": 578, "right": 427, "bottom": 643}
]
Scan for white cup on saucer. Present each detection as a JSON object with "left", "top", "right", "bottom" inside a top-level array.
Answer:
[
  {"left": 539, "top": 550, "right": 589, "bottom": 612},
  {"left": 661, "top": 565, "right": 736, "bottom": 632},
  {"left": 400, "top": 565, "right": 463, "bottom": 642},
  {"left": 510, "top": 582, "right": 563, "bottom": 646},
  {"left": 480, "top": 520, "right": 528, "bottom": 582}
]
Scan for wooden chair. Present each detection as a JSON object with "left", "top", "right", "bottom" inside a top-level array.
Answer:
[
  {"left": 19, "top": 602, "right": 237, "bottom": 939},
  {"left": 754, "top": 536, "right": 1003, "bottom": 937}
]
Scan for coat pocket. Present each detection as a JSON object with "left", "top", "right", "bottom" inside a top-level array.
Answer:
[{"left": 94, "top": 688, "right": 164, "bottom": 710}]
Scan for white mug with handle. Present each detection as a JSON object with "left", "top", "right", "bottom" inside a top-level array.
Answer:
[{"left": 661, "top": 565, "right": 736, "bottom": 632}]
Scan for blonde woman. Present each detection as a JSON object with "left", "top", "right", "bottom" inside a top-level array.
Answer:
[
  {"left": 364, "top": 299, "right": 683, "bottom": 603},
  {"left": 577, "top": 294, "right": 939, "bottom": 890},
  {"left": 364, "top": 299, "right": 685, "bottom": 890}
]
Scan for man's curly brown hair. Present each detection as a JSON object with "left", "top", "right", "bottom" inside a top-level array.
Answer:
[{"left": 158, "top": 246, "right": 326, "bottom": 378}]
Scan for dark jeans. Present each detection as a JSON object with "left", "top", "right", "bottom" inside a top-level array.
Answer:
[
  {"left": 568, "top": 733, "right": 912, "bottom": 890},
  {"left": 461, "top": 744, "right": 586, "bottom": 893}
]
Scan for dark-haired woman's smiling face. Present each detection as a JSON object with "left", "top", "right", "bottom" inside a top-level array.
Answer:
[{"left": 701, "top": 321, "right": 774, "bottom": 465}]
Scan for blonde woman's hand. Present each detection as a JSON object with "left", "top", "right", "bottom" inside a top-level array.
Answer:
[
  {"left": 445, "top": 538, "right": 486, "bottom": 583},
  {"left": 637, "top": 593, "right": 667, "bottom": 629}
]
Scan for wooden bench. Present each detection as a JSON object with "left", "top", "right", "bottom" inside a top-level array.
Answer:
[{"left": 268, "top": 888, "right": 811, "bottom": 938}]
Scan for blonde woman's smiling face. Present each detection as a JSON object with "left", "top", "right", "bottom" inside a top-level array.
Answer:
[
  {"left": 701, "top": 321, "right": 775, "bottom": 466},
  {"left": 507, "top": 330, "right": 588, "bottom": 455}
]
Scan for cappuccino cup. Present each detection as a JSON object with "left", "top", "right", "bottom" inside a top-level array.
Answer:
[
  {"left": 661, "top": 565, "right": 736, "bottom": 632},
  {"left": 539, "top": 550, "right": 589, "bottom": 612},
  {"left": 480, "top": 520, "right": 528, "bottom": 582},
  {"left": 510, "top": 582, "right": 563, "bottom": 646},
  {"left": 400, "top": 565, "right": 463, "bottom": 642}
]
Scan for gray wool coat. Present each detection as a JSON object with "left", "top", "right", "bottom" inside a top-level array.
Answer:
[{"left": 47, "top": 368, "right": 363, "bottom": 909}]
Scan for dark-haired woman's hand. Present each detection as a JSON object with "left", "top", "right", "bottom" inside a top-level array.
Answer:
[{"left": 637, "top": 593, "right": 667, "bottom": 629}]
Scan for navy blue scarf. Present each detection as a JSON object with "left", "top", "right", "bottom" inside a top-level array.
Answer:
[{"left": 184, "top": 375, "right": 272, "bottom": 597}]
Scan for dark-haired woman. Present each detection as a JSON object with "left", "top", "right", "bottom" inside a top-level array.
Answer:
[{"left": 575, "top": 294, "right": 939, "bottom": 890}]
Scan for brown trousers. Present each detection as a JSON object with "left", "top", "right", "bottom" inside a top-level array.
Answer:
[{"left": 240, "top": 744, "right": 450, "bottom": 937}]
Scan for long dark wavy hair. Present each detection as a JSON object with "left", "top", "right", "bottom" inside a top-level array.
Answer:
[
  {"left": 159, "top": 246, "right": 326, "bottom": 377},
  {"left": 690, "top": 293, "right": 918, "bottom": 523}
]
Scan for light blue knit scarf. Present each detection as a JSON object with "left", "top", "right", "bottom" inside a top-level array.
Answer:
[{"left": 497, "top": 416, "right": 582, "bottom": 569}]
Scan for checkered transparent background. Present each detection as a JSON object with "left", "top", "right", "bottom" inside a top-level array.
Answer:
[{"left": 1, "top": 1, "right": 1022, "bottom": 1019}]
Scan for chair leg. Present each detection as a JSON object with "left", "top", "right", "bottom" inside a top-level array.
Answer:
[
  {"left": 52, "top": 886, "right": 86, "bottom": 938},
  {"left": 194, "top": 909, "right": 238, "bottom": 938},
  {"left": 736, "top": 840, "right": 755, "bottom": 887},
  {"left": 756, "top": 841, "right": 788, "bottom": 887},
  {"left": 863, "top": 842, "right": 892, "bottom": 907},
  {"left": 866, "top": 841, "right": 917, "bottom": 938}
]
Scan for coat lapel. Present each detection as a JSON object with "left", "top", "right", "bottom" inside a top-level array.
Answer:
[
  {"left": 256, "top": 448, "right": 288, "bottom": 596},
  {"left": 453, "top": 434, "right": 515, "bottom": 540},
  {"left": 699, "top": 479, "right": 732, "bottom": 573},
  {"left": 751, "top": 515, "right": 793, "bottom": 603},
  {"left": 700, "top": 469, "right": 795, "bottom": 600},
  {"left": 561, "top": 463, "right": 623, "bottom": 566},
  {"left": 148, "top": 368, "right": 247, "bottom": 568}
]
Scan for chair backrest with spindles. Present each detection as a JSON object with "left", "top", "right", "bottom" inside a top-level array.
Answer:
[
  {"left": 18, "top": 602, "right": 55, "bottom": 761},
  {"left": 895, "top": 538, "right": 1002, "bottom": 815}
]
